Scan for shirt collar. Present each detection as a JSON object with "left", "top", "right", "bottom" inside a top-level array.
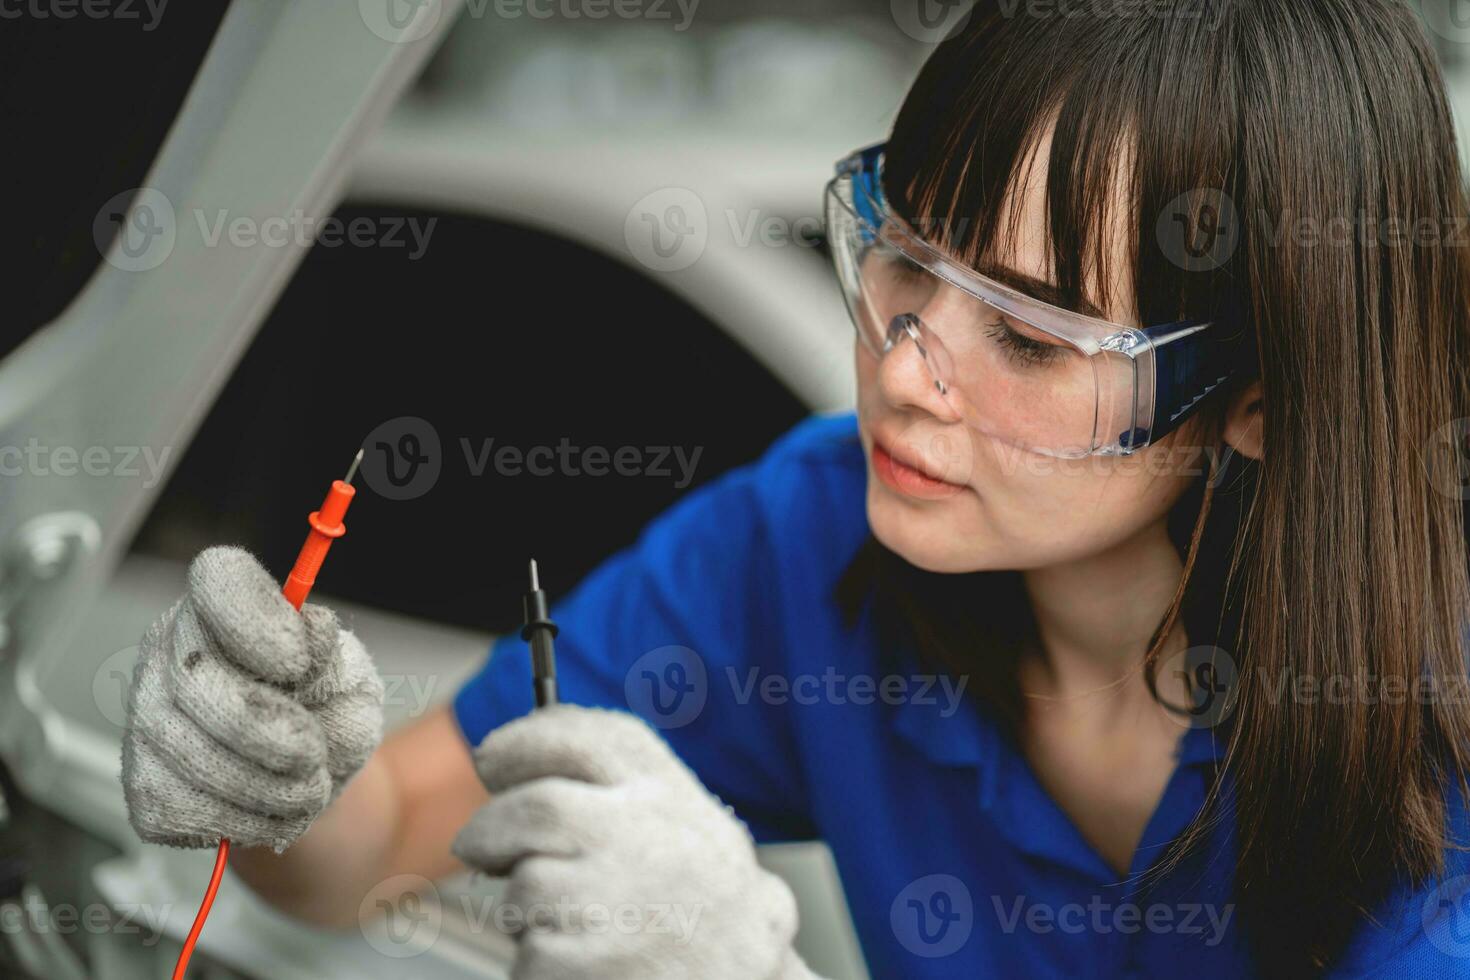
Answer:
[{"left": 889, "top": 676, "right": 995, "bottom": 769}]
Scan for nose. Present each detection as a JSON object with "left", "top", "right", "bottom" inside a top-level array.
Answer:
[
  {"left": 885, "top": 314, "right": 949, "bottom": 395},
  {"left": 876, "top": 313, "right": 959, "bottom": 421}
]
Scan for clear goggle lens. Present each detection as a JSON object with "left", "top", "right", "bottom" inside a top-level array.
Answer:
[{"left": 826, "top": 172, "right": 1153, "bottom": 458}]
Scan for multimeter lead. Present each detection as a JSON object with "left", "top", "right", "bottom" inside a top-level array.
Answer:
[{"left": 521, "top": 558, "right": 559, "bottom": 708}]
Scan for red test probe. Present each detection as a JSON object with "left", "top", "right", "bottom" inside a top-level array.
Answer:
[{"left": 170, "top": 449, "right": 364, "bottom": 980}]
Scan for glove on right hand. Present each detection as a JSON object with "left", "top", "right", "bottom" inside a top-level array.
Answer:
[{"left": 121, "top": 546, "right": 384, "bottom": 852}]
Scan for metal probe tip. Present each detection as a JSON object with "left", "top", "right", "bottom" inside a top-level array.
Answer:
[
  {"left": 529, "top": 558, "right": 540, "bottom": 592},
  {"left": 344, "top": 448, "right": 364, "bottom": 485}
]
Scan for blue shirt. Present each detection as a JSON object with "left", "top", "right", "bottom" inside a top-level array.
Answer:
[{"left": 455, "top": 413, "right": 1470, "bottom": 979}]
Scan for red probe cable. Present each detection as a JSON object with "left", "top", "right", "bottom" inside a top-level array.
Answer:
[{"left": 171, "top": 449, "right": 363, "bottom": 980}]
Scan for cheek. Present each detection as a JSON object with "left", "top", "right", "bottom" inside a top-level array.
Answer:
[
  {"left": 854, "top": 340, "right": 877, "bottom": 397},
  {"left": 980, "top": 446, "right": 1203, "bottom": 555},
  {"left": 855, "top": 343, "right": 1208, "bottom": 570}
]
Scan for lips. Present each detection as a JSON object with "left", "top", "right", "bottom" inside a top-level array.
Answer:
[{"left": 871, "top": 438, "right": 968, "bottom": 500}]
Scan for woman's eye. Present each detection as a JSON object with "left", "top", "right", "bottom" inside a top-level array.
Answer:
[
  {"left": 877, "top": 247, "right": 926, "bottom": 282},
  {"left": 987, "top": 320, "right": 1062, "bottom": 366},
  {"left": 893, "top": 258, "right": 929, "bottom": 283}
]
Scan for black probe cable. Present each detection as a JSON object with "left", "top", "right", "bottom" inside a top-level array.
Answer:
[{"left": 522, "top": 559, "right": 559, "bottom": 708}]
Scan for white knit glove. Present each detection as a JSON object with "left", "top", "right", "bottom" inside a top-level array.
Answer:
[
  {"left": 452, "top": 705, "right": 825, "bottom": 980},
  {"left": 121, "top": 546, "right": 384, "bottom": 852}
]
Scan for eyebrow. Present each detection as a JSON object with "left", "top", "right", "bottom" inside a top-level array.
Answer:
[{"left": 974, "top": 263, "right": 1107, "bottom": 320}]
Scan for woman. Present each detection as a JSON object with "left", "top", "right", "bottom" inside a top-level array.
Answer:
[{"left": 121, "top": 2, "right": 1470, "bottom": 976}]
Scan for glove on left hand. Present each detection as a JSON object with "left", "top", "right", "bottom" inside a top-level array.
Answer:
[{"left": 452, "top": 705, "right": 824, "bottom": 980}]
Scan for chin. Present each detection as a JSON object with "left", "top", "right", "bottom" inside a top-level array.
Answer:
[{"left": 866, "top": 482, "right": 1003, "bottom": 574}]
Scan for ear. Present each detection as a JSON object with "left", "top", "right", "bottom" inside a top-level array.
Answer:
[{"left": 1222, "top": 379, "right": 1264, "bottom": 460}]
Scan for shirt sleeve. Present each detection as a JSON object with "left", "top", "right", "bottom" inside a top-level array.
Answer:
[{"left": 452, "top": 455, "right": 818, "bottom": 844}]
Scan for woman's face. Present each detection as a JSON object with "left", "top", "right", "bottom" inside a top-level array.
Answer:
[{"left": 855, "top": 131, "right": 1212, "bottom": 574}]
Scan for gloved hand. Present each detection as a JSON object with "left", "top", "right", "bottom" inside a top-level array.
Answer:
[
  {"left": 452, "top": 705, "right": 825, "bottom": 980},
  {"left": 121, "top": 546, "right": 384, "bottom": 852}
]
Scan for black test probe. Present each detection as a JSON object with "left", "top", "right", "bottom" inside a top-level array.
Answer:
[{"left": 522, "top": 559, "right": 559, "bottom": 707}]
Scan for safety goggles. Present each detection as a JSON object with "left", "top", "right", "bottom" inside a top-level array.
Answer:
[{"left": 824, "top": 143, "right": 1243, "bottom": 458}]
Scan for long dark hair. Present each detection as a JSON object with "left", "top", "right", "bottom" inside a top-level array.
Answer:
[{"left": 837, "top": 1, "right": 1470, "bottom": 973}]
